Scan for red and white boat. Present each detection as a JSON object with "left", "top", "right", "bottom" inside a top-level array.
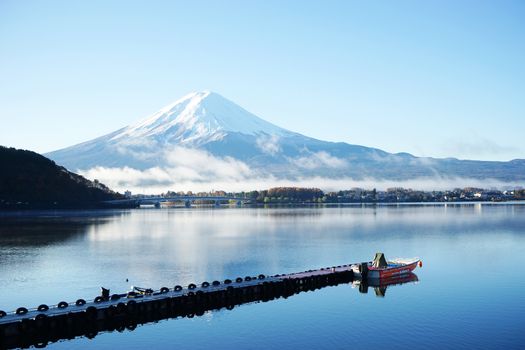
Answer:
[{"left": 351, "top": 253, "right": 421, "bottom": 279}]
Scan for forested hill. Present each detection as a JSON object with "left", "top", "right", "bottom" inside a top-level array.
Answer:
[{"left": 0, "top": 146, "right": 122, "bottom": 209}]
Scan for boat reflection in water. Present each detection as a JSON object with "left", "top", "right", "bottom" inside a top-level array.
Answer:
[{"left": 352, "top": 273, "right": 419, "bottom": 297}]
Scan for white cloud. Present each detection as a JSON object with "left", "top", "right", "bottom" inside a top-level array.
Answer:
[
  {"left": 163, "top": 146, "right": 253, "bottom": 181},
  {"left": 114, "top": 138, "right": 159, "bottom": 161},
  {"left": 80, "top": 169, "right": 524, "bottom": 194},
  {"left": 79, "top": 146, "right": 254, "bottom": 193},
  {"left": 290, "top": 151, "right": 347, "bottom": 169},
  {"left": 256, "top": 134, "right": 281, "bottom": 155},
  {"left": 78, "top": 146, "right": 523, "bottom": 194}
]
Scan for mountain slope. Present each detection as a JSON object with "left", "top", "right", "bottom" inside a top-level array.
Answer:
[
  {"left": 0, "top": 146, "right": 121, "bottom": 209},
  {"left": 46, "top": 91, "right": 525, "bottom": 186},
  {"left": 46, "top": 91, "right": 393, "bottom": 173}
]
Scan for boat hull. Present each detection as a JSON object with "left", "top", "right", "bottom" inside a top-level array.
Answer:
[
  {"left": 352, "top": 259, "right": 419, "bottom": 279},
  {"left": 369, "top": 260, "right": 419, "bottom": 279}
]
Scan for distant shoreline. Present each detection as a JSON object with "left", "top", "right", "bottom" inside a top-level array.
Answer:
[{"left": 1, "top": 200, "right": 524, "bottom": 216}]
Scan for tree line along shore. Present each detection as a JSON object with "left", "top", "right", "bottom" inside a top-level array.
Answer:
[{"left": 160, "top": 186, "right": 525, "bottom": 204}]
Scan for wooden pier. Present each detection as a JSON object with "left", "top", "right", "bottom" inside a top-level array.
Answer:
[{"left": 0, "top": 264, "right": 356, "bottom": 349}]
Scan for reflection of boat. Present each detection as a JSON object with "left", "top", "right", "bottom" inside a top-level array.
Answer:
[
  {"left": 353, "top": 272, "right": 419, "bottom": 297},
  {"left": 351, "top": 252, "right": 421, "bottom": 279}
]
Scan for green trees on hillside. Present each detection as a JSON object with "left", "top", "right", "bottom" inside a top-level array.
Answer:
[{"left": 0, "top": 146, "right": 121, "bottom": 209}]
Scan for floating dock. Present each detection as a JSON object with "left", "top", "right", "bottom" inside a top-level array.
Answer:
[{"left": 0, "top": 263, "right": 357, "bottom": 349}]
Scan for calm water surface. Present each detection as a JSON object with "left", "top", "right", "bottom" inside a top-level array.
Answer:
[{"left": 1, "top": 204, "right": 524, "bottom": 349}]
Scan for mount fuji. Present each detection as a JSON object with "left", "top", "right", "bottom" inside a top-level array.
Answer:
[{"left": 46, "top": 91, "right": 525, "bottom": 190}]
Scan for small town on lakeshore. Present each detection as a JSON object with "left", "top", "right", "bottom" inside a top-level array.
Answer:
[{"left": 126, "top": 186, "right": 525, "bottom": 205}]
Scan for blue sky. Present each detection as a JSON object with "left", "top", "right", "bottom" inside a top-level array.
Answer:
[{"left": 1, "top": 0, "right": 523, "bottom": 161}]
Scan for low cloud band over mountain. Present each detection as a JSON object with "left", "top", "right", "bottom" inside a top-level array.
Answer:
[{"left": 46, "top": 91, "right": 525, "bottom": 192}]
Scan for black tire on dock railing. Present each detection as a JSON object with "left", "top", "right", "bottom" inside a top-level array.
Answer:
[
  {"left": 160, "top": 287, "right": 170, "bottom": 293},
  {"left": 212, "top": 280, "right": 220, "bottom": 286},
  {"left": 18, "top": 318, "right": 32, "bottom": 333},
  {"left": 85, "top": 331, "right": 98, "bottom": 339},
  {"left": 16, "top": 307, "right": 28, "bottom": 315},
  {"left": 76, "top": 299, "right": 86, "bottom": 306},
  {"left": 188, "top": 283, "right": 197, "bottom": 290},
  {"left": 137, "top": 302, "right": 146, "bottom": 313},
  {"left": 244, "top": 276, "right": 251, "bottom": 281},
  {"left": 37, "top": 304, "right": 49, "bottom": 312},
  {"left": 36, "top": 341, "right": 49, "bottom": 348},
  {"left": 174, "top": 285, "right": 183, "bottom": 292},
  {"left": 35, "top": 313, "right": 47, "bottom": 321},
  {"left": 116, "top": 302, "right": 127, "bottom": 314},
  {"left": 126, "top": 300, "right": 136, "bottom": 311},
  {"left": 94, "top": 296, "right": 104, "bottom": 303},
  {"left": 258, "top": 274, "right": 265, "bottom": 280},
  {"left": 236, "top": 277, "right": 243, "bottom": 283},
  {"left": 0, "top": 310, "right": 6, "bottom": 317},
  {"left": 224, "top": 279, "right": 232, "bottom": 284},
  {"left": 201, "top": 282, "right": 210, "bottom": 288},
  {"left": 58, "top": 301, "right": 68, "bottom": 309},
  {"left": 105, "top": 305, "right": 116, "bottom": 318}
]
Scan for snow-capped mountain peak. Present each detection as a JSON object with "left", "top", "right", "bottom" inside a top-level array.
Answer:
[
  {"left": 45, "top": 90, "right": 525, "bottom": 185},
  {"left": 111, "top": 90, "right": 291, "bottom": 145}
]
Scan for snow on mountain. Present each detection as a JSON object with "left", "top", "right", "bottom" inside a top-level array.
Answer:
[
  {"left": 110, "top": 91, "right": 294, "bottom": 146},
  {"left": 46, "top": 90, "right": 322, "bottom": 171}
]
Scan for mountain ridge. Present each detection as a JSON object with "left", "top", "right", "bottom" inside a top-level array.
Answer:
[{"left": 45, "top": 91, "right": 525, "bottom": 187}]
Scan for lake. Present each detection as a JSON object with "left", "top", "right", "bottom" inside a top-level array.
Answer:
[{"left": 1, "top": 204, "right": 524, "bottom": 349}]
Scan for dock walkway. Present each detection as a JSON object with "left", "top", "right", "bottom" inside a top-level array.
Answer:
[{"left": 0, "top": 263, "right": 357, "bottom": 349}]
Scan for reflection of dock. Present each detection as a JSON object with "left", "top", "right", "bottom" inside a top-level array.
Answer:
[
  {"left": 0, "top": 264, "right": 417, "bottom": 349},
  {"left": 353, "top": 272, "right": 419, "bottom": 297}
]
